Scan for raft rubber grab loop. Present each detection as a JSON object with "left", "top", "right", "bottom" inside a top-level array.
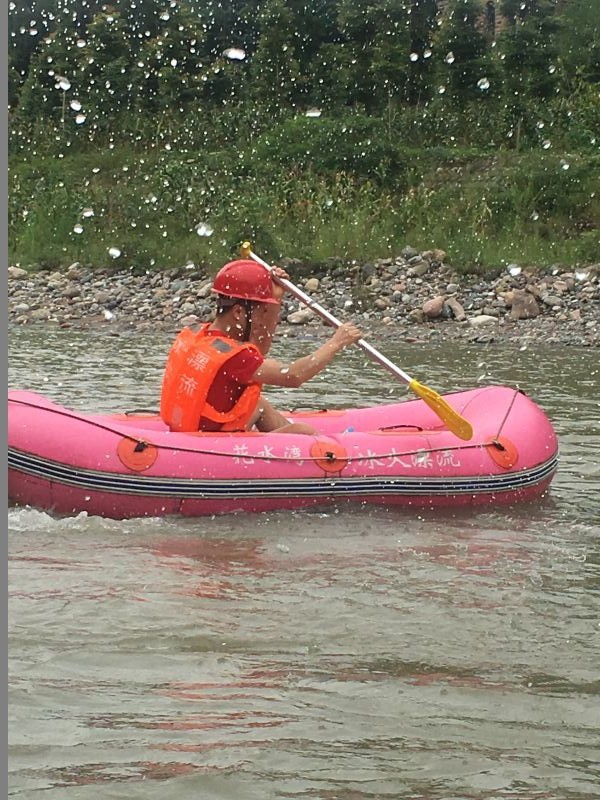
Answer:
[
  {"left": 117, "top": 438, "right": 158, "bottom": 472},
  {"left": 310, "top": 440, "right": 348, "bottom": 474},
  {"left": 485, "top": 436, "right": 519, "bottom": 469}
]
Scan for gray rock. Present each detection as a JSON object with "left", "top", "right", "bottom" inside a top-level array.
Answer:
[
  {"left": 287, "top": 308, "right": 313, "bottom": 325},
  {"left": 468, "top": 314, "right": 498, "bottom": 327},
  {"left": 196, "top": 279, "right": 214, "bottom": 299},
  {"left": 179, "top": 314, "right": 200, "bottom": 327},
  {"left": 401, "top": 246, "right": 420, "bottom": 260},
  {"left": 30, "top": 308, "right": 51, "bottom": 321},
  {"left": 407, "top": 259, "right": 431, "bottom": 278},
  {"left": 422, "top": 249, "right": 447, "bottom": 264},
  {"left": 510, "top": 289, "right": 541, "bottom": 320},
  {"left": 94, "top": 291, "right": 111, "bottom": 305},
  {"left": 445, "top": 296, "right": 466, "bottom": 321},
  {"left": 482, "top": 306, "right": 500, "bottom": 318},
  {"left": 423, "top": 295, "right": 445, "bottom": 319},
  {"left": 407, "top": 308, "right": 425, "bottom": 324},
  {"left": 541, "top": 294, "right": 563, "bottom": 307}
]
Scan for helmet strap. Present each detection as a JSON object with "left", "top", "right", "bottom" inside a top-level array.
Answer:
[{"left": 241, "top": 300, "right": 254, "bottom": 341}]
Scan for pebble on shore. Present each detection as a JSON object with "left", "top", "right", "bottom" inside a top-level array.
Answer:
[{"left": 7, "top": 251, "right": 599, "bottom": 348}]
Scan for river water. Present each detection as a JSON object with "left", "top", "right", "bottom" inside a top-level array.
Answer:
[{"left": 8, "top": 326, "right": 600, "bottom": 799}]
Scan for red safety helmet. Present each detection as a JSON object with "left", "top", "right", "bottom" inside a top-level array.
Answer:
[{"left": 211, "top": 259, "right": 279, "bottom": 304}]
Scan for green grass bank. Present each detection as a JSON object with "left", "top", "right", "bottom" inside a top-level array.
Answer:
[{"left": 9, "top": 114, "right": 599, "bottom": 275}]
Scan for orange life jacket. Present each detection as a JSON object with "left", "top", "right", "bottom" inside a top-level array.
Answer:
[{"left": 160, "top": 324, "right": 262, "bottom": 432}]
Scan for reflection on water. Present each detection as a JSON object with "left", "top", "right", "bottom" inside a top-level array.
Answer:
[{"left": 8, "top": 326, "right": 600, "bottom": 798}]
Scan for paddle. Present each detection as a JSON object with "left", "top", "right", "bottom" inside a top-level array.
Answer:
[{"left": 240, "top": 242, "right": 474, "bottom": 441}]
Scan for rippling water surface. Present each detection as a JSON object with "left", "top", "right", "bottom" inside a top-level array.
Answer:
[{"left": 8, "top": 327, "right": 600, "bottom": 799}]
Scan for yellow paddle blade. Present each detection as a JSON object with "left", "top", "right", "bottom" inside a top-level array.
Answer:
[{"left": 408, "top": 379, "right": 473, "bottom": 441}]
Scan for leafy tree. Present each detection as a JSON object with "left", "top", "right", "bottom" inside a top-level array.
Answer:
[
  {"left": 7, "top": 0, "right": 600, "bottom": 158},
  {"left": 337, "top": 0, "right": 412, "bottom": 112},
  {"left": 499, "top": 0, "right": 561, "bottom": 99},
  {"left": 249, "top": 0, "right": 304, "bottom": 112},
  {"left": 15, "top": 21, "right": 83, "bottom": 124},
  {"left": 118, "top": 0, "right": 171, "bottom": 43},
  {"left": 555, "top": 0, "right": 600, "bottom": 82},
  {"left": 500, "top": 0, "right": 550, "bottom": 26},
  {"left": 436, "top": 0, "right": 491, "bottom": 104},
  {"left": 130, "top": 4, "right": 211, "bottom": 112},
  {"left": 76, "top": 9, "right": 136, "bottom": 117},
  {"left": 187, "top": 0, "right": 262, "bottom": 59},
  {"left": 406, "top": 0, "right": 439, "bottom": 103}
]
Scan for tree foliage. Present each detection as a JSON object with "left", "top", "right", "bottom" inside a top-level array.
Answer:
[{"left": 9, "top": 0, "right": 598, "bottom": 130}]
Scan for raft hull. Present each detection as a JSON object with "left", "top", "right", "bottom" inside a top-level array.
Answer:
[{"left": 8, "top": 386, "right": 558, "bottom": 519}]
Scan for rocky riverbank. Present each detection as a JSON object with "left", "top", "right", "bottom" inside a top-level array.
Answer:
[{"left": 7, "top": 248, "right": 599, "bottom": 347}]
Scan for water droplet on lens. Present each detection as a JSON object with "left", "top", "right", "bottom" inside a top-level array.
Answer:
[
  {"left": 196, "top": 223, "right": 213, "bottom": 237},
  {"left": 223, "top": 47, "right": 246, "bottom": 61}
]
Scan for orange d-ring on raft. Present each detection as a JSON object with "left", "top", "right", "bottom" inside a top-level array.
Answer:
[
  {"left": 309, "top": 440, "right": 349, "bottom": 474},
  {"left": 485, "top": 436, "right": 519, "bottom": 469},
  {"left": 117, "top": 438, "right": 158, "bottom": 471}
]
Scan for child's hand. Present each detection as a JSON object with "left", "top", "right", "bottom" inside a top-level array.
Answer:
[{"left": 270, "top": 266, "right": 289, "bottom": 301}]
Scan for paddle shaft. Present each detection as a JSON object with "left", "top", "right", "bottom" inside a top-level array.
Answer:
[{"left": 245, "top": 248, "right": 413, "bottom": 387}]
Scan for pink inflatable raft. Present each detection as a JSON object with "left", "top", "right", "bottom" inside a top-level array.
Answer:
[{"left": 8, "top": 386, "right": 558, "bottom": 519}]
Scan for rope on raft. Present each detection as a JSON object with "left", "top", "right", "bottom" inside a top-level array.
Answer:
[{"left": 11, "top": 393, "right": 512, "bottom": 465}]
